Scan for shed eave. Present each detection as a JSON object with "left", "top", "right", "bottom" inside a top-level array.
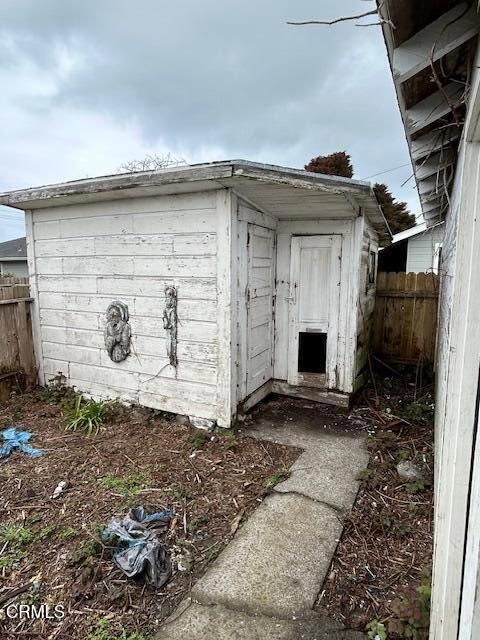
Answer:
[
  {"left": 0, "top": 159, "right": 390, "bottom": 244},
  {"left": 0, "top": 257, "right": 27, "bottom": 262}
]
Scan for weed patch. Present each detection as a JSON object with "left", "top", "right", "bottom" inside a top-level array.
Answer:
[
  {"left": 70, "top": 539, "right": 103, "bottom": 566},
  {"left": 0, "top": 525, "right": 34, "bottom": 569},
  {"left": 65, "top": 395, "right": 110, "bottom": 435},
  {"left": 264, "top": 468, "right": 290, "bottom": 489},
  {"left": 59, "top": 527, "right": 81, "bottom": 540},
  {"left": 98, "top": 472, "right": 147, "bottom": 497},
  {"left": 87, "top": 618, "right": 150, "bottom": 640},
  {"left": 388, "top": 577, "right": 431, "bottom": 639},
  {"left": 168, "top": 483, "right": 193, "bottom": 501},
  {"left": 188, "top": 430, "right": 209, "bottom": 449}
]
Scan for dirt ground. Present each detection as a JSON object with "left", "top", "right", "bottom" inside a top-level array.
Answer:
[
  {"left": 317, "top": 374, "right": 434, "bottom": 639},
  {"left": 0, "top": 372, "right": 434, "bottom": 640},
  {"left": 0, "top": 389, "right": 299, "bottom": 640}
]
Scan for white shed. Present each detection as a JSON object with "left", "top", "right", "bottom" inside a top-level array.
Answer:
[{"left": 0, "top": 160, "right": 389, "bottom": 427}]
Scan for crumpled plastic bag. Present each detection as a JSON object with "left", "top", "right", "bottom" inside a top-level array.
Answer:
[
  {"left": 0, "top": 427, "right": 43, "bottom": 459},
  {"left": 102, "top": 506, "right": 174, "bottom": 588}
]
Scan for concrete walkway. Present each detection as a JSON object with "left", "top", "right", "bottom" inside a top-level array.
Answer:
[{"left": 156, "top": 401, "right": 369, "bottom": 639}]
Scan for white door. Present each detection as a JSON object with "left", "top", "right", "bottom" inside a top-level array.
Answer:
[
  {"left": 246, "top": 224, "right": 275, "bottom": 396},
  {"left": 287, "top": 235, "right": 341, "bottom": 389}
]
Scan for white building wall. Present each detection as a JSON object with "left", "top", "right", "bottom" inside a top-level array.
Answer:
[
  {"left": 28, "top": 190, "right": 232, "bottom": 424},
  {"left": 431, "top": 41, "right": 480, "bottom": 640},
  {"left": 355, "top": 216, "right": 379, "bottom": 386},
  {"left": 0, "top": 260, "right": 28, "bottom": 277},
  {"left": 406, "top": 225, "right": 444, "bottom": 273}
]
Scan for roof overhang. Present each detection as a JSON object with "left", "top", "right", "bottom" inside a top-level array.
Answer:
[
  {"left": 0, "top": 160, "right": 392, "bottom": 245},
  {"left": 0, "top": 257, "right": 27, "bottom": 262},
  {"left": 392, "top": 220, "right": 444, "bottom": 243},
  {"left": 378, "top": 1, "right": 480, "bottom": 226}
]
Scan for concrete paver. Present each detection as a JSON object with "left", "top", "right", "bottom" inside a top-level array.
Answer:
[
  {"left": 192, "top": 492, "right": 343, "bottom": 618},
  {"left": 155, "top": 400, "right": 368, "bottom": 639},
  {"left": 157, "top": 600, "right": 366, "bottom": 640}
]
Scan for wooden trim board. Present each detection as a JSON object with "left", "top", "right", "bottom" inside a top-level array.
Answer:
[{"left": 271, "top": 380, "right": 350, "bottom": 408}]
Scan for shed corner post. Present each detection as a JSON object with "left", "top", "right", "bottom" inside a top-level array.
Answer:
[
  {"left": 25, "top": 209, "right": 45, "bottom": 386},
  {"left": 348, "top": 214, "right": 364, "bottom": 393},
  {"left": 216, "top": 188, "right": 237, "bottom": 428}
]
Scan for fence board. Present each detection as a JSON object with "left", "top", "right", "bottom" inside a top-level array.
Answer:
[
  {"left": 0, "top": 277, "right": 36, "bottom": 398},
  {"left": 373, "top": 272, "right": 439, "bottom": 364}
]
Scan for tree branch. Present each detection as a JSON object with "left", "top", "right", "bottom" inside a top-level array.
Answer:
[
  {"left": 287, "top": 2, "right": 394, "bottom": 29},
  {"left": 287, "top": 7, "right": 378, "bottom": 26}
]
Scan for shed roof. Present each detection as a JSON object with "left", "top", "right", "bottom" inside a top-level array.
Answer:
[
  {"left": 0, "top": 160, "right": 391, "bottom": 245},
  {"left": 0, "top": 236, "right": 27, "bottom": 261}
]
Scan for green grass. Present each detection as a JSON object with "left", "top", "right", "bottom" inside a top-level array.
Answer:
[
  {"left": 59, "top": 527, "right": 81, "bottom": 540},
  {"left": 0, "top": 525, "right": 35, "bottom": 546},
  {"left": 168, "top": 483, "right": 193, "bottom": 501},
  {"left": 38, "top": 526, "right": 55, "bottom": 541},
  {"left": 87, "top": 618, "right": 150, "bottom": 640},
  {"left": 64, "top": 394, "right": 110, "bottom": 435},
  {"left": 264, "top": 468, "right": 290, "bottom": 489},
  {"left": 366, "top": 620, "right": 387, "bottom": 640},
  {"left": 0, "top": 525, "right": 35, "bottom": 569},
  {"left": 71, "top": 539, "right": 102, "bottom": 566},
  {"left": 0, "top": 551, "right": 28, "bottom": 569},
  {"left": 99, "top": 472, "right": 147, "bottom": 497}
]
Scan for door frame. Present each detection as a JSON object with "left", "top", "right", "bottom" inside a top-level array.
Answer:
[{"left": 287, "top": 234, "right": 342, "bottom": 388}]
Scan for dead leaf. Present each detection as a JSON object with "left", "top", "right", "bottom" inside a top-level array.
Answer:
[{"left": 230, "top": 508, "right": 245, "bottom": 535}]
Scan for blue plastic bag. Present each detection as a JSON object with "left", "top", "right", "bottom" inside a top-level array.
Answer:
[{"left": 0, "top": 427, "right": 43, "bottom": 458}]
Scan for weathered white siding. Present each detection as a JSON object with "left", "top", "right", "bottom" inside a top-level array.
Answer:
[
  {"left": 30, "top": 190, "right": 232, "bottom": 423},
  {"left": 431, "top": 40, "right": 480, "bottom": 639},
  {"left": 355, "top": 216, "right": 379, "bottom": 387},
  {"left": 406, "top": 225, "right": 444, "bottom": 273}
]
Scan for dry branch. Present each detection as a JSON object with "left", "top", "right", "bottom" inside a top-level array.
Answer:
[{"left": 287, "top": 2, "right": 394, "bottom": 29}]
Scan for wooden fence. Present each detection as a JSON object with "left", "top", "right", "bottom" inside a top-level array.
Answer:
[
  {"left": 372, "top": 272, "right": 440, "bottom": 364},
  {"left": 0, "top": 276, "right": 36, "bottom": 399}
]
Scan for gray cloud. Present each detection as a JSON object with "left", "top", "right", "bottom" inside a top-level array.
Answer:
[{"left": 0, "top": 0, "right": 419, "bottom": 241}]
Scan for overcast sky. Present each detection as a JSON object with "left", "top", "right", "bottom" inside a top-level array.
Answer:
[{"left": 0, "top": 0, "right": 419, "bottom": 242}]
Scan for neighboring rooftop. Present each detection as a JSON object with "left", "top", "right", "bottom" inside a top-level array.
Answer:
[
  {"left": 0, "top": 236, "right": 27, "bottom": 260},
  {"left": 392, "top": 221, "right": 445, "bottom": 244}
]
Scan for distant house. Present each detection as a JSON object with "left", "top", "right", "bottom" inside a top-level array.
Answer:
[
  {"left": 0, "top": 236, "right": 28, "bottom": 277},
  {"left": 378, "top": 222, "right": 444, "bottom": 273}
]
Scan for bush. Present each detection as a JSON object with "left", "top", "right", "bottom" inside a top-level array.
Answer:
[{"left": 64, "top": 395, "right": 110, "bottom": 435}]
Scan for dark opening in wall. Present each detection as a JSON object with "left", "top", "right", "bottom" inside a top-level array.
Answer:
[{"left": 298, "top": 332, "right": 327, "bottom": 374}]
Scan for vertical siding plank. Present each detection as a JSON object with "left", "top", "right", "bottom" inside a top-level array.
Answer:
[
  {"left": 216, "top": 189, "right": 234, "bottom": 427},
  {"left": 25, "top": 210, "right": 45, "bottom": 384}
]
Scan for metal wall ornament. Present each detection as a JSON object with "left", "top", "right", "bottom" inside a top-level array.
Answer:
[
  {"left": 163, "top": 286, "right": 178, "bottom": 368},
  {"left": 104, "top": 301, "right": 132, "bottom": 363}
]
